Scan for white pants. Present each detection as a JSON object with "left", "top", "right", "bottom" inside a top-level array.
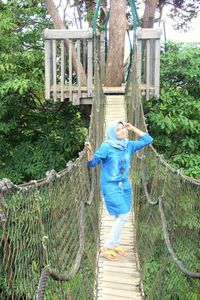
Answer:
[{"left": 104, "top": 212, "right": 130, "bottom": 248}]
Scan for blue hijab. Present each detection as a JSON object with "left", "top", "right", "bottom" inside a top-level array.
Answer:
[{"left": 105, "top": 121, "right": 128, "bottom": 150}]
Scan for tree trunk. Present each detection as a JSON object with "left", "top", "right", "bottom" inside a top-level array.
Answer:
[
  {"left": 104, "top": 0, "right": 127, "bottom": 87},
  {"left": 142, "top": 0, "right": 159, "bottom": 28},
  {"left": 43, "top": 0, "right": 87, "bottom": 86}
]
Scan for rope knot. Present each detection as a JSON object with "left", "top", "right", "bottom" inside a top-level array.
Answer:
[
  {"left": 177, "top": 168, "right": 184, "bottom": 176},
  {"left": 156, "top": 153, "right": 163, "bottom": 160},
  {"left": 46, "top": 170, "right": 60, "bottom": 183},
  {"left": 66, "top": 161, "right": 74, "bottom": 171},
  {"left": 137, "top": 153, "right": 145, "bottom": 160},
  {"left": 30, "top": 180, "right": 38, "bottom": 187},
  {"left": 0, "top": 178, "right": 21, "bottom": 192}
]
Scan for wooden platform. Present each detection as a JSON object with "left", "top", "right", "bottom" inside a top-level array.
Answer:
[
  {"left": 102, "top": 86, "right": 125, "bottom": 95},
  {"left": 95, "top": 94, "right": 143, "bottom": 300},
  {"left": 49, "top": 85, "right": 93, "bottom": 105}
]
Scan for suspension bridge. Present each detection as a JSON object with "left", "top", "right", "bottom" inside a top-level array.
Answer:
[{"left": 0, "top": 25, "right": 200, "bottom": 300}]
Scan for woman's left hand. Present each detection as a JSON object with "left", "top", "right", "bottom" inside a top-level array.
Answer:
[
  {"left": 125, "top": 123, "right": 146, "bottom": 137},
  {"left": 125, "top": 123, "right": 134, "bottom": 131}
]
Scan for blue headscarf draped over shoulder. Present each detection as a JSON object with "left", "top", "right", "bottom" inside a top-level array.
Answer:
[{"left": 105, "top": 121, "right": 128, "bottom": 150}]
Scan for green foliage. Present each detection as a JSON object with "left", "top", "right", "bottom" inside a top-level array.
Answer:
[
  {"left": 145, "top": 42, "right": 200, "bottom": 179},
  {"left": 0, "top": 100, "right": 88, "bottom": 183},
  {"left": 0, "top": 0, "right": 89, "bottom": 184}
]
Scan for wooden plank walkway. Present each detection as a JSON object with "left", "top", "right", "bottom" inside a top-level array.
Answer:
[{"left": 95, "top": 95, "right": 143, "bottom": 300}]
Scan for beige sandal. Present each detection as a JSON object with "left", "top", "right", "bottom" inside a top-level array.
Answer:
[
  {"left": 100, "top": 247, "right": 119, "bottom": 261},
  {"left": 114, "top": 246, "right": 127, "bottom": 256}
]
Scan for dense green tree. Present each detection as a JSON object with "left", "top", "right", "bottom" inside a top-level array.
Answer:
[
  {"left": 145, "top": 42, "right": 200, "bottom": 179},
  {"left": 0, "top": 0, "right": 88, "bottom": 184}
]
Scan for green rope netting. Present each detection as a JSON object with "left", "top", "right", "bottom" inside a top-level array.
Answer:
[
  {"left": 125, "top": 50, "right": 200, "bottom": 300},
  {"left": 0, "top": 42, "right": 106, "bottom": 300}
]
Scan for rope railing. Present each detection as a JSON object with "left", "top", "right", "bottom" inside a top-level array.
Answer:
[
  {"left": 36, "top": 199, "right": 85, "bottom": 300},
  {"left": 140, "top": 155, "right": 159, "bottom": 206},
  {"left": 159, "top": 196, "right": 200, "bottom": 279},
  {"left": 0, "top": 153, "right": 93, "bottom": 299},
  {"left": 125, "top": 51, "right": 200, "bottom": 299},
  {"left": 0, "top": 43, "right": 106, "bottom": 299},
  {"left": 139, "top": 154, "right": 200, "bottom": 278}
]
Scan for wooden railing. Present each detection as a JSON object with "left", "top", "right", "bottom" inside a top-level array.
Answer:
[
  {"left": 136, "top": 28, "right": 162, "bottom": 100},
  {"left": 43, "top": 28, "right": 93, "bottom": 104},
  {"left": 95, "top": 28, "right": 162, "bottom": 99},
  {"left": 43, "top": 28, "right": 161, "bottom": 103}
]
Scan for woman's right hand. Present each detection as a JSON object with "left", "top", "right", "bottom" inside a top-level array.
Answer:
[
  {"left": 85, "top": 142, "right": 93, "bottom": 161},
  {"left": 85, "top": 142, "right": 92, "bottom": 152}
]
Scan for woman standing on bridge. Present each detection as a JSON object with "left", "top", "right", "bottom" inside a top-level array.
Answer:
[{"left": 85, "top": 121, "right": 153, "bottom": 261}]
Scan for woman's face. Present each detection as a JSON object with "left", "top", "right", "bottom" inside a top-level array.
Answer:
[{"left": 116, "top": 123, "right": 127, "bottom": 139}]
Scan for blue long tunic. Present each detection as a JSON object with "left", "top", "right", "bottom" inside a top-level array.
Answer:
[{"left": 88, "top": 133, "right": 153, "bottom": 215}]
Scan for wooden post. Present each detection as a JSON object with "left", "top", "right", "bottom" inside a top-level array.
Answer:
[
  {"left": 69, "top": 40, "right": 72, "bottom": 101},
  {"left": 87, "top": 39, "right": 93, "bottom": 97},
  {"left": 44, "top": 40, "right": 51, "bottom": 99},
  {"left": 146, "top": 39, "right": 150, "bottom": 100},
  {"left": 136, "top": 37, "right": 142, "bottom": 86},
  {"left": 148, "top": 40, "right": 154, "bottom": 97},
  {"left": 76, "top": 40, "right": 81, "bottom": 105},
  {"left": 52, "top": 39, "right": 57, "bottom": 100},
  {"left": 154, "top": 38, "right": 160, "bottom": 96},
  {"left": 100, "top": 31, "right": 105, "bottom": 82},
  {"left": 60, "top": 40, "right": 65, "bottom": 102},
  {"left": 83, "top": 40, "right": 87, "bottom": 72}
]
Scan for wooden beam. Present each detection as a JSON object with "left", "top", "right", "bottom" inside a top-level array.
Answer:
[
  {"left": 136, "top": 28, "right": 162, "bottom": 40},
  {"left": 52, "top": 39, "right": 57, "bottom": 100},
  {"left": 60, "top": 40, "right": 65, "bottom": 102},
  {"left": 136, "top": 40, "right": 142, "bottom": 86},
  {"left": 100, "top": 31, "right": 105, "bottom": 82},
  {"left": 154, "top": 39, "right": 161, "bottom": 96},
  {"left": 146, "top": 39, "right": 150, "bottom": 100},
  {"left": 44, "top": 40, "right": 51, "bottom": 99},
  {"left": 49, "top": 85, "right": 93, "bottom": 104},
  {"left": 69, "top": 40, "right": 72, "bottom": 101},
  {"left": 77, "top": 40, "right": 81, "bottom": 105},
  {"left": 87, "top": 39, "right": 93, "bottom": 97},
  {"left": 43, "top": 28, "right": 93, "bottom": 40}
]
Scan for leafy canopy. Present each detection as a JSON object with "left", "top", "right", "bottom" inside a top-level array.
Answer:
[
  {"left": 145, "top": 42, "right": 200, "bottom": 179},
  {"left": 0, "top": 0, "right": 88, "bottom": 184}
]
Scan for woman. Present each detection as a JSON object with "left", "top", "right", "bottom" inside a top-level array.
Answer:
[{"left": 85, "top": 121, "right": 153, "bottom": 261}]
